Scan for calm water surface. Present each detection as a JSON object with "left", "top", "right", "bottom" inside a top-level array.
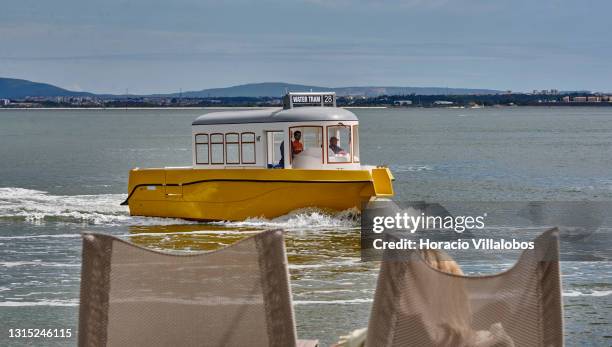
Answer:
[{"left": 0, "top": 107, "right": 611, "bottom": 346}]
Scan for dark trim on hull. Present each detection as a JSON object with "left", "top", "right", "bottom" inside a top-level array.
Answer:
[{"left": 121, "top": 178, "right": 372, "bottom": 206}]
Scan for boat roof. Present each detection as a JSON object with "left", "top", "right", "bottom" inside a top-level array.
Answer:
[{"left": 192, "top": 107, "right": 358, "bottom": 126}]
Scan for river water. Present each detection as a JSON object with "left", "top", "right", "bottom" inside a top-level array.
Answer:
[{"left": 0, "top": 107, "right": 610, "bottom": 346}]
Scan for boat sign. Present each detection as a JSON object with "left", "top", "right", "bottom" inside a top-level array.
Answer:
[
  {"left": 292, "top": 95, "right": 321, "bottom": 104},
  {"left": 284, "top": 92, "right": 336, "bottom": 109}
]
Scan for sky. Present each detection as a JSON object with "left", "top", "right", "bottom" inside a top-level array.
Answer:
[{"left": 1, "top": 0, "right": 610, "bottom": 94}]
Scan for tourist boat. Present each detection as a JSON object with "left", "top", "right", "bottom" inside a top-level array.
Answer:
[{"left": 122, "top": 92, "right": 394, "bottom": 221}]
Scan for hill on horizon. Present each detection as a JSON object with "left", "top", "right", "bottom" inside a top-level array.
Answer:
[
  {"left": 0, "top": 78, "right": 502, "bottom": 99},
  {"left": 0, "top": 78, "right": 93, "bottom": 99},
  {"left": 171, "top": 82, "right": 502, "bottom": 97},
  {"left": 172, "top": 82, "right": 333, "bottom": 98}
]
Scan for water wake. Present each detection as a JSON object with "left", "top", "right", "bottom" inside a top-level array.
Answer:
[
  {"left": 0, "top": 187, "right": 360, "bottom": 229},
  {"left": 0, "top": 299, "right": 79, "bottom": 307},
  {"left": 0, "top": 187, "right": 198, "bottom": 226},
  {"left": 563, "top": 290, "right": 611, "bottom": 297},
  {"left": 213, "top": 207, "right": 360, "bottom": 231}
]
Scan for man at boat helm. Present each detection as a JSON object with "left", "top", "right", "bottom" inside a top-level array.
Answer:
[
  {"left": 329, "top": 136, "right": 346, "bottom": 154},
  {"left": 292, "top": 131, "right": 303, "bottom": 155}
]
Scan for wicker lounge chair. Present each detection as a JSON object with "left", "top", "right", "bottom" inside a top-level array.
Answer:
[
  {"left": 365, "top": 228, "right": 563, "bottom": 347},
  {"left": 78, "top": 229, "right": 318, "bottom": 347}
]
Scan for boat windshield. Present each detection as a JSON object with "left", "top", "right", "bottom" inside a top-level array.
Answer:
[
  {"left": 327, "top": 125, "right": 352, "bottom": 163},
  {"left": 290, "top": 126, "right": 323, "bottom": 165}
]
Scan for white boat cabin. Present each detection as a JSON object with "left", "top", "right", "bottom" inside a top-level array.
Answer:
[{"left": 191, "top": 92, "right": 361, "bottom": 170}]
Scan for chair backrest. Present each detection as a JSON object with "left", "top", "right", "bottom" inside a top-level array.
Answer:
[
  {"left": 78, "top": 229, "right": 297, "bottom": 347},
  {"left": 366, "top": 228, "right": 563, "bottom": 347}
]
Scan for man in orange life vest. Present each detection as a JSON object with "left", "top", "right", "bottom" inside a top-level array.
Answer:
[{"left": 291, "top": 131, "right": 303, "bottom": 156}]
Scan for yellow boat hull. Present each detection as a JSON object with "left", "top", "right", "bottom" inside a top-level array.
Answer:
[{"left": 125, "top": 167, "right": 394, "bottom": 221}]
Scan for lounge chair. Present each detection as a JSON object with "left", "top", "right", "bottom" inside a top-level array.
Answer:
[
  {"left": 366, "top": 228, "right": 563, "bottom": 346},
  {"left": 78, "top": 229, "right": 318, "bottom": 347}
]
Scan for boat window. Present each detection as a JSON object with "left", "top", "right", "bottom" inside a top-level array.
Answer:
[
  {"left": 327, "top": 125, "right": 352, "bottom": 163},
  {"left": 266, "top": 131, "right": 285, "bottom": 168},
  {"left": 195, "top": 134, "right": 209, "bottom": 164},
  {"left": 353, "top": 125, "right": 360, "bottom": 163},
  {"left": 241, "top": 132, "right": 256, "bottom": 164},
  {"left": 225, "top": 133, "right": 240, "bottom": 164},
  {"left": 289, "top": 126, "right": 323, "bottom": 164},
  {"left": 211, "top": 133, "right": 224, "bottom": 164}
]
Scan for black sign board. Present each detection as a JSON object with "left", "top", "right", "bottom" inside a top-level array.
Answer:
[
  {"left": 284, "top": 93, "right": 336, "bottom": 109},
  {"left": 292, "top": 95, "right": 322, "bottom": 104}
]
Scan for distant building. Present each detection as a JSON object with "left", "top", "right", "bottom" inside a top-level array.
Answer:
[
  {"left": 433, "top": 100, "right": 453, "bottom": 105},
  {"left": 534, "top": 89, "right": 559, "bottom": 95},
  {"left": 573, "top": 96, "right": 587, "bottom": 102},
  {"left": 562, "top": 96, "right": 570, "bottom": 102},
  {"left": 0, "top": 99, "right": 10, "bottom": 106},
  {"left": 394, "top": 100, "right": 412, "bottom": 106},
  {"left": 587, "top": 96, "right": 601, "bottom": 102}
]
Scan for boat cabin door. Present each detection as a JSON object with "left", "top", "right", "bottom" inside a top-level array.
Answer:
[{"left": 266, "top": 131, "right": 285, "bottom": 168}]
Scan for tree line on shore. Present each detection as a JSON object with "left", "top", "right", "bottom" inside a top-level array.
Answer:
[{"left": 2, "top": 92, "right": 610, "bottom": 108}]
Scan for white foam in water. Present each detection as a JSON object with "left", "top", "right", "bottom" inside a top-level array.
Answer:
[
  {"left": 390, "top": 164, "right": 434, "bottom": 173},
  {"left": 0, "top": 187, "right": 359, "bottom": 229},
  {"left": 213, "top": 207, "right": 359, "bottom": 230},
  {"left": 0, "top": 187, "right": 197, "bottom": 226},
  {"left": 0, "top": 299, "right": 79, "bottom": 307},
  {"left": 0, "top": 233, "right": 86, "bottom": 241},
  {"left": 293, "top": 298, "right": 373, "bottom": 305},
  {"left": 0, "top": 261, "right": 80, "bottom": 268},
  {"left": 563, "top": 290, "right": 612, "bottom": 297}
]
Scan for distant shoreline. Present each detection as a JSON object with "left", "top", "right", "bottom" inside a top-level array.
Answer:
[
  {"left": 0, "top": 107, "right": 270, "bottom": 110},
  {"left": 2, "top": 105, "right": 612, "bottom": 110},
  {"left": 0, "top": 106, "right": 390, "bottom": 110}
]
